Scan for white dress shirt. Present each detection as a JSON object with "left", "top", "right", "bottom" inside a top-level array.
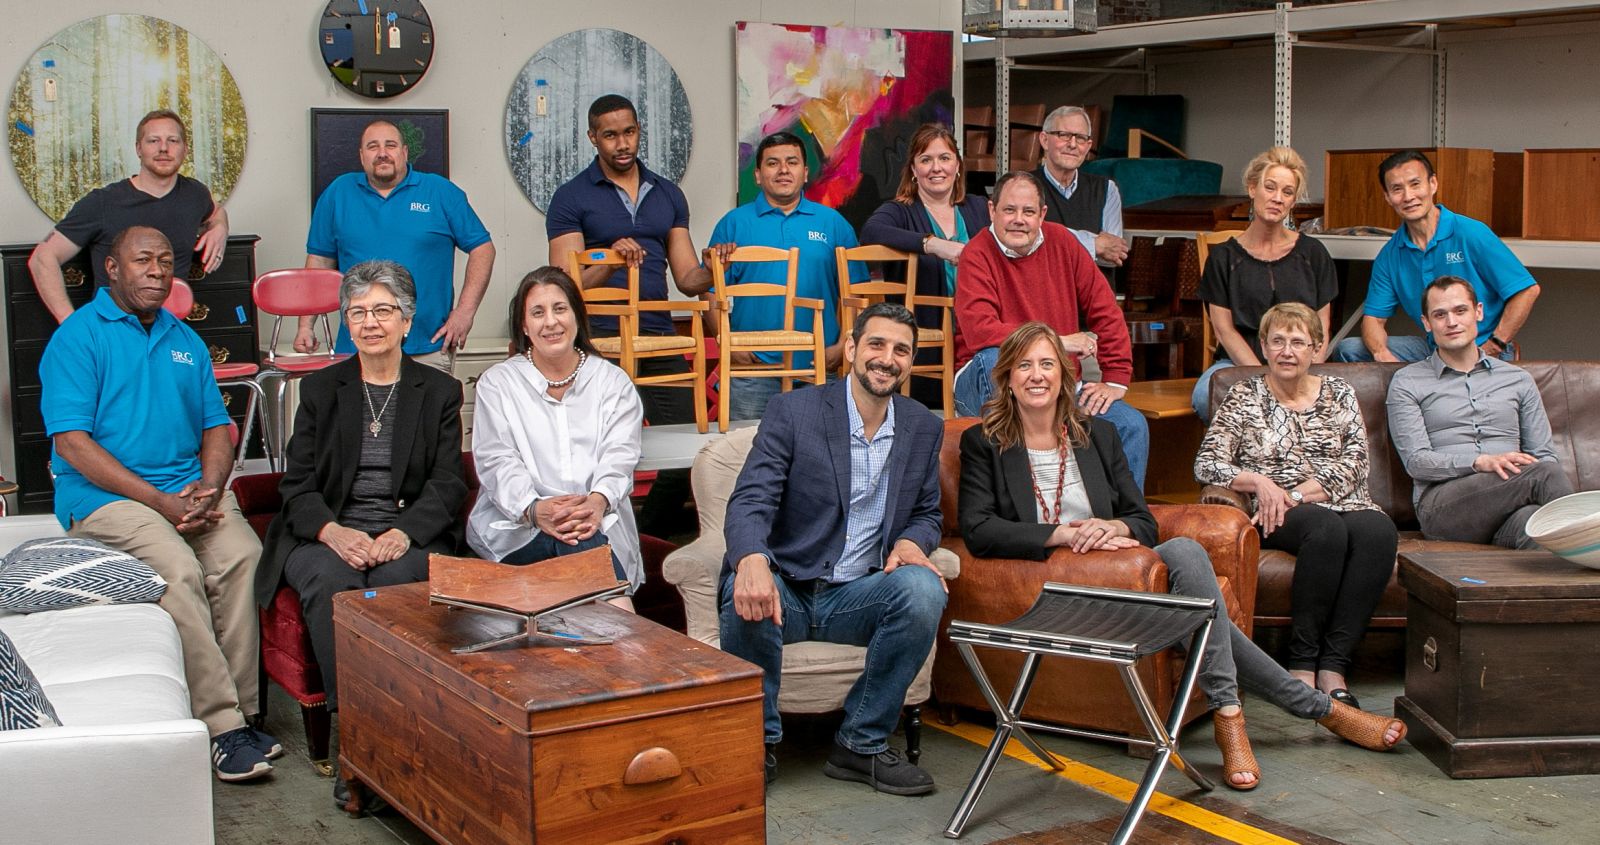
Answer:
[{"left": 466, "top": 352, "right": 645, "bottom": 588}]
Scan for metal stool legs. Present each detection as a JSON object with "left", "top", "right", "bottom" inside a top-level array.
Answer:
[{"left": 943, "top": 584, "right": 1217, "bottom": 843}]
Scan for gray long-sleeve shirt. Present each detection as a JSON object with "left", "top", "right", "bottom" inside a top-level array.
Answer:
[{"left": 1385, "top": 353, "right": 1557, "bottom": 506}]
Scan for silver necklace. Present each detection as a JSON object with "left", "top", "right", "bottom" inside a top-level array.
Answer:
[
  {"left": 362, "top": 380, "right": 398, "bottom": 437},
  {"left": 533, "top": 348, "right": 587, "bottom": 389}
]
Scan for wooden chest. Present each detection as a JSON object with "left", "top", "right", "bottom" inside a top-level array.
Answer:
[
  {"left": 1396, "top": 551, "right": 1600, "bottom": 778},
  {"left": 333, "top": 582, "right": 766, "bottom": 844}
]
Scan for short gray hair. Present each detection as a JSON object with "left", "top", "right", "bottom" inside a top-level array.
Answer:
[
  {"left": 340, "top": 259, "right": 417, "bottom": 318},
  {"left": 1044, "top": 105, "right": 1092, "bottom": 133}
]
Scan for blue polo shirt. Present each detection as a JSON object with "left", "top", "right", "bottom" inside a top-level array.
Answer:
[
  {"left": 307, "top": 167, "right": 492, "bottom": 355},
  {"left": 1366, "top": 205, "right": 1535, "bottom": 346},
  {"left": 706, "top": 196, "right": 865, "bottom": 367},
  {"left": 546, "top": 158, "right": 689, "bottom": 335},
  {"left": 40, "top": 288, "right": 230, "bottom": 529}
]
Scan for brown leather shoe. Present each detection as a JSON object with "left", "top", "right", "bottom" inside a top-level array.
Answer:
[
  {"left": 1213, "top": 709, "right": 1260, "bottom": 791},
  {"left": 1317, "top": 700, "right": 1406, "bottom": 751}
]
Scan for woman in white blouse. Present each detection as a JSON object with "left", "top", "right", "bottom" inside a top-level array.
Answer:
[{"left": 467, "top": 267, "right": 645, "bottom": 605}]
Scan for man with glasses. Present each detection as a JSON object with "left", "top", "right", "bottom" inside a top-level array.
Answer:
[
  {"left": 1034, "top": 105, "right": 1128, "bottom": 269},
  {"left": 298, "top": 120, "right": 496, "bottom": 375}
]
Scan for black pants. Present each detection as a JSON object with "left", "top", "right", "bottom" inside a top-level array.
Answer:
[
  {"left": 1261, "top": 506, "right": 1397, "bottom": 675},
  {"left": 282, "top": 541, "right": 433, "bottom": 709},
  {"left": 597, "top": 331, "right": 696, "bottom": 538}
]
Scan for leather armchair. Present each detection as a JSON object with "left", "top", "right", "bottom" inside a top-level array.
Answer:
[{"left": 933, "top": 417, "right": 1258, "bottom": 737}]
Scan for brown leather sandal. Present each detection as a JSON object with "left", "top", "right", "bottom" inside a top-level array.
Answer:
[
  {"left": 1317, "top": 700, "right": 1406, "bottom": 751},
  {"left": 1213, "top": 709, "right": 1260, "bottom": 791}
]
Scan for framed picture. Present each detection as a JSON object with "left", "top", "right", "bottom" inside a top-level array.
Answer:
[{"left": 309, "top": 107, "right": 449, "bottom": 206}]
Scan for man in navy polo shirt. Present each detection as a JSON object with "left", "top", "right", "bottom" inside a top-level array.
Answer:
[
  {"left": 707, "top": 131, "right": 865, "bottom": 420},
  {"left": 547, "top": 94, "right": 713, "bottom": 534},
  {"left": 1333, "top": 150, "right": 1538, "bottom": 362},
  {"left": 297, "top": 120, "right": 495, "bottom": 375},
  {"left": 41, "top": 226, "right": 278, "bottom": 783}
]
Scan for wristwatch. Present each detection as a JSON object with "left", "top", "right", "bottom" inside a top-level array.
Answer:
[
  {"left": 1491, "top": 334, "right": 1511, "bottom": 350},
  {"left": 1288, "top": 490, "right": 1304, "bottom": 504}
]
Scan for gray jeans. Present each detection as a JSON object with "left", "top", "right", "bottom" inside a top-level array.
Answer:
[
  {"left": 1157, "top": 538, "right": 1330, "bottom": 720},
  {"left": 1417, "top": 461, "right": 1573, "bottom": 549}
]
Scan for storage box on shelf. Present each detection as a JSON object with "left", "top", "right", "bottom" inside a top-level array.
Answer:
[
  {"left": 1522, "top": 149, "right": 1600, "bottom": 241},
  {"left": 1323, "top": 148, "right": 1495, "bottom": 232}
]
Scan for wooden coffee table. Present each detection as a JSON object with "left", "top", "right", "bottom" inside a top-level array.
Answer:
[
  {"left": 1396, "top": 550, "right": 1600, "bottom": 778},
  {"left": 333, "top": 582, "right": 766, "bottom": 844}
]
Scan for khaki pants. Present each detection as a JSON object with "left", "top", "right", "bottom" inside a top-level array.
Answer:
[
  {"left": 411, "top": 346, "right": 457, "bottom": 376},
  {"left": 71, "top": 491, "right": 262, "bottom": 737}
]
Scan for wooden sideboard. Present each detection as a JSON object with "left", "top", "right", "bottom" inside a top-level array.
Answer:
[{"left": 1, "top": 236, "right": 261, "bottom": 515}]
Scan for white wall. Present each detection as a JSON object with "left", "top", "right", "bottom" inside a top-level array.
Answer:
[{"left": 0, "top": 1, "right": 964, "bottom": 336}]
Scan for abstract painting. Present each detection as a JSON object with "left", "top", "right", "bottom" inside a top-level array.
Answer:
[
  {"left": 735, "top": 22, "right": 955, "bottom": 229},
  {"left": 505, "top": 28, "right": 693, "bottom": 214},
  {"left": 310, "top": 108, "right": 449, "bottom": 207},
  {"left": 7, "top": 15, "right": 247, "bottom": 222}
]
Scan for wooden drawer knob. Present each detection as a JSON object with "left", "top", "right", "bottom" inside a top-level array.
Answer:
[{"left": 622, "top": 747, "right": 682, "bottom": 785}]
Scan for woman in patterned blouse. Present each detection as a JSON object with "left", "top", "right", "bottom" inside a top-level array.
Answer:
[{"left": 1195, "top": 302, "right": 1398, "bottom": 709}]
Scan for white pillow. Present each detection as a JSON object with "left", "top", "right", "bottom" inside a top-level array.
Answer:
[
  {"left": 0, "top": 628, "right": 60, "bottom": 730},
  {"left": 0, "top": 538, "right": 167, "bottom": 613}
]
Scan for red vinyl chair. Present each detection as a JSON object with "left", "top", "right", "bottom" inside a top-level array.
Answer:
[
  {"left": 252, "top": 268, "right": 348, "bottom": 467},
  {"left": 165, "top": 280, "right": 274, "bottom": 470}
]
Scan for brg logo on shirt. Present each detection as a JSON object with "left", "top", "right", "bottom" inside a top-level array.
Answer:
[
  {"left": 1445, "top": 250, "right": 1465, "bottom": 264},
  {"left": 171, "top": 349, "right": 195, "bottom": 366},
  {"left": 410, "top": 202, "right": 432, "bottom": 213},
  {"left": 808, "top": 230, "right": 828, "bottom": 243}
]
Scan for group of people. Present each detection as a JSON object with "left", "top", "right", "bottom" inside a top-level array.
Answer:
[{"left": 30, "top": 95, "right": 1577, "bottom": 803}]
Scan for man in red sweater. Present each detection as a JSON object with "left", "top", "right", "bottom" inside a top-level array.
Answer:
[{"left": 953, "top": 170, "right": 1149, "bottom": 487}]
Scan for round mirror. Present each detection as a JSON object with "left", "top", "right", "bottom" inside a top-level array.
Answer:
[{"left": 319, "top": 0, "right": 435, "bottom": 98}]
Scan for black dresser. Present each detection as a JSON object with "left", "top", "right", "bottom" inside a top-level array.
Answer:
[{"left": 2, "top": 236, "right": 261, "bottom": 515}]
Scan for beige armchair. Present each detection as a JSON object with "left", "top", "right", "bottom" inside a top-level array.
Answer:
[{"left": 661, "top": 424, "right": 961, "bottom": 762}]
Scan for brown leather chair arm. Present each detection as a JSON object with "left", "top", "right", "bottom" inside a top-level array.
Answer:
[
  {"left": 1150, "top": 503, "right": 1259, "bottom": 637},
  {"left": 1199, "top": 484, "right": 1249, "bottom": 510},
  {"left": 942, "top": 536, "right": 1167, "bottom": 628}
]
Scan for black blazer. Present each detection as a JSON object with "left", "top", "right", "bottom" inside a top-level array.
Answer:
[
  {"left": 860, "top": 195, "right": 991, "bottom": 323},
  {"left": 957, "top": 416, "right": 1158, "bottom": 560},
  {"left": 255, "top": 356, "right": 467, "bottom": 607}
]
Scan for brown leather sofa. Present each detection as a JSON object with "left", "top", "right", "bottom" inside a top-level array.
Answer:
[
  {"left": 1204, "top": 361, "right": 1600, "bottom": 629},
  {"left": 932, "top": 417, "right": 1260, "bottom": 738}
]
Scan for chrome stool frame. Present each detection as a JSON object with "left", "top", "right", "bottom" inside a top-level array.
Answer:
[{"left": 943, "top": 582, "right": 1217, "bottom": 843}]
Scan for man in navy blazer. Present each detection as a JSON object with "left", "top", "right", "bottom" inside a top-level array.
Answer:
[{"left": 721, "top": 302, "right": 947, "bottom": 796}]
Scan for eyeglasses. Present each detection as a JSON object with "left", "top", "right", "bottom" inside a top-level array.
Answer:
[
  {"left": 345, "top": 304, "right": 402, "bottom": 323},
  {"left": 1042, "top": 130, "right": 1093, "bottom": 147},
  {"left": 1264, "top": 337, "right": 1313, "bottom": 352}
]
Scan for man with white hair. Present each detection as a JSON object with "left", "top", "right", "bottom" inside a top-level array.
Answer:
[{"left": 1034, "top": 105, "right": 1128, "bottom": 269}]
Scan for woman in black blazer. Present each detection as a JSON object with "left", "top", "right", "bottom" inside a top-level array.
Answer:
[
  {"left": 860, "top": 123, "right": 989, "bottom": 408},
  {"left": 256, "top": 260, "right": 467, "bottom": 720},
  {"left": 957, "top": 323, "right": 1403, "bottom": 792}
]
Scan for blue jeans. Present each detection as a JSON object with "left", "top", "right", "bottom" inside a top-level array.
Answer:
[
  {"left": 718, "top": 565, "right": 947, "bottom": 753},
  {"left": 728, "top": 373, "right": 836, "bottom": 422},
  {"left": 503, "top": 531, "right": 627, "bottom": 581},
  {"left": 955, "top": 346, "right": 1150, "bottom": 489},
  {"left": 1330, "top": 335, "right": 1516, "bottom": 363},
  {"left": 1191, "top": 358, "right": 1236, "bottom": 422}
]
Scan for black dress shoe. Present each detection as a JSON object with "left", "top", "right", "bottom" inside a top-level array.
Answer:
[
  {"left": 1328, "top": 688, "right": 1361, "bottom": 710},
  {"left": 823, "top": 742, "right": 935, "bottom": 796},
  {"left": 764, "top": 743, "right": 777, "bottom": 785}
]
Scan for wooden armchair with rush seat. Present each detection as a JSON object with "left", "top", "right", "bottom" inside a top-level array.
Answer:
[
  {"left": 933, "top": 417, "right": 1259, "bottom": 740},
  {"left": 834, "top": 244, "right": 956, "bottom": 417}
]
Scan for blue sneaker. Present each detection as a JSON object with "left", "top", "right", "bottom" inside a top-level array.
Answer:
[
  {"left": 248, "top": 726, "right": 284, "bottom": 759},
  {"left": 212, "top": 727, "right": 273, "bottom": 782}
]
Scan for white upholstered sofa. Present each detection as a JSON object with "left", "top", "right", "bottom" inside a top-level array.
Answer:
[{"left": 0, "top": 514, "right": 214, "bottom": 845}]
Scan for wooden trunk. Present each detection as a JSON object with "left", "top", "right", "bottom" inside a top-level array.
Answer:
[
  {"left": 333, "top": 582, "right": 766, "bottom": 844},
  {"left": 1396, "top": 551, "right": 1600, "bottom": 779},
  {"left": 1322, "top": 148, "right": 1495, "bottom": 232}
]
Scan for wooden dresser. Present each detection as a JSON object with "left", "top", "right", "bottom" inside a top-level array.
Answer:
[
  {"left": 1, "top": 237, "right": 260, "bottom": 515},
  {"left": 334, "top": 582, "right": 766, "bottom": 844}
]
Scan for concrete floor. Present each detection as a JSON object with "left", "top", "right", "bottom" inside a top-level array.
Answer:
[{"left": 215, "top": 630, "right": 1600, "bottom": 845}]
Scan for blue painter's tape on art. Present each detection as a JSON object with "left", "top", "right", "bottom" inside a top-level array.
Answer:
[
  {"left": 517, "top": 131, "right": 533, "bottom": 147},
  {"left": 41, "top": 59, "right": 55, "bottom": 68},
  {"left": 535, "top": 79, "right": 547, "bottom": 87},
  {"left": 235, "top": 305, "right": 248, "bottom": 324},
  {"left": 14, "top": 121, "right": 33, "bottom": 137}
]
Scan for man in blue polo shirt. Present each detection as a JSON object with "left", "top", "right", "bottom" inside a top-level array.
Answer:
[
  {"left": 1333, "top": 150, "right": 1538, "bottom": 362},
  {"left": 547, "top": 94, "right": 714, "bottom": 534},
  {"left": 41, "top": 226, "right": 279, "bottom": 783},
  {"left": 708, "top": 131, "right": 865, "bottom": 420},
  {"left": 297, "top": 120, "right": 495, "bottom": 375}
]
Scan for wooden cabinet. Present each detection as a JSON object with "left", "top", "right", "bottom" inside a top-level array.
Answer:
[
  {"left": 1522, "top": 149, "right": 1600, "bottom": 241},
  {"left": 1323, "top": 147, "right": 1495, "bottom": 232},
  {"left": 1, "top": 237, "right": 260, "bottom": 515}
]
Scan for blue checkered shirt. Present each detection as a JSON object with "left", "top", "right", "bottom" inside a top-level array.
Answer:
[{"left": 832, "top": 386, "right": 897, "bottom": 583}]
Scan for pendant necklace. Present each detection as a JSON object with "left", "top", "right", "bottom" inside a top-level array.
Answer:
[
  {"left": 363, "top": 380, "right": 398, "bottom": 437},
  {"left": 1030, "top": 425, "right": 1070, "bottom": 524},
  {"left": 534, "top": 348, "right": 587, "bottom": 389}
]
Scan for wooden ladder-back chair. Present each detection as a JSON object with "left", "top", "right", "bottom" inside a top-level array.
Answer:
[
  {"left": 569, "top": 249, "right": 710, "bottom": 433},
  {"left": 1194, "top": 230, "right": 1243, "bottom": 372},
  {"left": 708, "top": 246, "right": 822, "bottom": 433},
  {"left": 834, "top": 245, "right": 956, "bottom": 417}
]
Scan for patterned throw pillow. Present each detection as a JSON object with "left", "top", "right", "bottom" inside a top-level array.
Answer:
[
  {"left": 0, "top": 628, "right": 60, "bottom": 730},
  {"left": 0, "top": 538, "right": 167, "bottom": 613}
]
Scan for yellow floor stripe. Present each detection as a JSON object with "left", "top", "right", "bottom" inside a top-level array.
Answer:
[{"left": 933, "top": 720, "right": 1300, "bottom": 845}]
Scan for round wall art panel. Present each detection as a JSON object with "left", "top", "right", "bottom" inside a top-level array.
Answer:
[
  {"left": 505, "top": 28, "right": 692, "bottom": 213},
  {"left": 7, "top": 15, "right": 248, "bottom": 222},
  {"left": 319, "top": 0, "right": 435, "bottom": 98}
]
